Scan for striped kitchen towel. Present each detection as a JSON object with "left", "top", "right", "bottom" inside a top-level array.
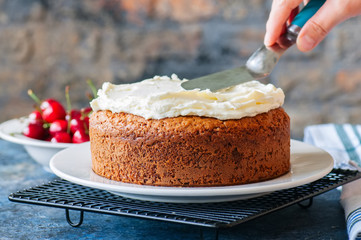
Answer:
[{"left": 304, "top": 124, "right": 361, "bottom": 240}]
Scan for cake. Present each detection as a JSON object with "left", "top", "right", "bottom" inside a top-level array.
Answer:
[{"left": 89, "top": 75, "right": 290, "bottom": 187}]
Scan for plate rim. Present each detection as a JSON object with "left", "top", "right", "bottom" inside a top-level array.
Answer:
[{"left": 49, "top": 139, "right": 334, "bottom": 198}]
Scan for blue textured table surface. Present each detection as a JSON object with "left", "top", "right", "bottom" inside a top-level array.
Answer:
[{"left": 0, "top": 139, "right": 348, "bottom": 240}]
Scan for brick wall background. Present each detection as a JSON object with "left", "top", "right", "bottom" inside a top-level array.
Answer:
[{"left": 1, "top": 0, "right": 361, "bottom": 139}]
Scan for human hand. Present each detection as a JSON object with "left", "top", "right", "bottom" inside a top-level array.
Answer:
[{"left": 264, "top": 0, "right": 361, "bottom": 52}]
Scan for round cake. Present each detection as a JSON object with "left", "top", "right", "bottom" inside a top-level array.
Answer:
[{"left": 89, "top": 75, "right": 290, "bottom": 187}]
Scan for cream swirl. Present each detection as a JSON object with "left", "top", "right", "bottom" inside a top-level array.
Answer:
[{"left": 90, "top": 74, "right": 285, "bottom": 120}]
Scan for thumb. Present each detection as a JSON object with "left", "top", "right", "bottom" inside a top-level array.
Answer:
[
  {"left": 296, "top": 0, "right": 350, "bottom": 52},
  {"left": 296, "top": 19, "right": 328, "bottom": 52}
]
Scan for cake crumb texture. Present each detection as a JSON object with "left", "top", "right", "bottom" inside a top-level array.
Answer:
[{"left": 90, "top": 108, "right": 290, "bottom": 187}]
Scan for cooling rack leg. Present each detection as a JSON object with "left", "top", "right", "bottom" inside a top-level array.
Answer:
[
  {"left": 199, "top": 228, "right": 219, "bottom": 240},
  {"left": 215, "top": 229, "right": 219, "bottom": 240},
  {"left": 297, "top": 197, "right": 313, "bottom": 209},
  {"left": 65, "top": 209, "right": 84, "bottom": 227}
]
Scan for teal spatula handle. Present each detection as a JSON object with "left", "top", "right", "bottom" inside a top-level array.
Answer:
[
  {"left": 281, "top": 0, "right": 326, "bottom": 47},
  {"left": 292, "top": 0, "right": 326, "bottom": 28}
]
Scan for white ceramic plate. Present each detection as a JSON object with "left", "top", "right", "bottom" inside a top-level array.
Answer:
[
  {"left": 50, "top": 140, "right": 333, "bottom": 203},
  {"left": 0, "top": 118, "right": 73, "bottom": 172}
]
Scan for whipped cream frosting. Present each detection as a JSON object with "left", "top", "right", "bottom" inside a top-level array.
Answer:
[{"left": 90, "top": 74, "right": 285, "bottom": 120}]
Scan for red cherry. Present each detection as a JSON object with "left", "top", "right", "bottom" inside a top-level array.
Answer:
[
  {"left": 45, "top": 135, "right": 52, "bottom": 142},
  {"left": 40, "top": 99, "right": 66, "bottom": 123},
  {"left": 69, "top": 118, "right": 86, "bottom": 134},
  {"left": 49, "top": 120, "right": 68, "bottom": 136},
  {"left": 72, "top": 129, "right": 90, "bottom": 143},
  {"left": 83, "top": 116, "right": 89, "bottom": 129},
  {"left": 50, "top": 132, "right": 72, "bottom": 143},
  {"left": 23, "top": 122, "right": 48, "bottom": 140},
  {"left": 81, "top": 107, "right": 92, "bottom": 116},
  {"left": 28, "top": 110, "right": 43, "bottom": 123},
  {"left": 66, "top": 109, "right": 82, "bottom": 121}
]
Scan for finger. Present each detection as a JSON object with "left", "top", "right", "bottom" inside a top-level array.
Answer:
[
  {"left": 277, "top": 7, "right": 299, "bottom": 42},
  {"left": 287, "top": 7, "right": 300, "bottom": 25},
  {"left": 264, "top": 0, "right": 303, "bottom": 46},
  {"left": 296, "top": 0, "right": 361, "bottom": 52}
]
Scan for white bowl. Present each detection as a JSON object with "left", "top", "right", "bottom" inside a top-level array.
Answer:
[{"left": 0, "top": 117, "right": 74, "bottom": 172}]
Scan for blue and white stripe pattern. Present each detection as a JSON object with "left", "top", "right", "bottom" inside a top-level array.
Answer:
[
  {"left": 304, "top": 124, "right": 361, "bottom": 170},
  {"left": 334, "top": 124, "right": 361, "bottom": 168},
  {"left": 348, "top": 208, "right": 361, "bottom": 240},
  {"left": 304, "top": 124, "right": 361, "bottom": 240}
]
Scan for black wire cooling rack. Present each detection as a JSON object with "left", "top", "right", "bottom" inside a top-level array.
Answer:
[{"left": 8, "top": 169, "right": 361, "bottom": 229}]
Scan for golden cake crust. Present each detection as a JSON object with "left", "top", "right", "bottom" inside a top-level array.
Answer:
[{"left": 89, "top": 108, "right": 290, "bottom": 187}]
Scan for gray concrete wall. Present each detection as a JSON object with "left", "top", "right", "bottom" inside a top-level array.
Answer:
[{"left": 1, "top": 0, "right": 361, "bottom": 139}]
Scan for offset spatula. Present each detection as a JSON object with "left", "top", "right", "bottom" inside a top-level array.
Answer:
[{"left": 181, "top": 0, "right": 326, "bottom": 92}]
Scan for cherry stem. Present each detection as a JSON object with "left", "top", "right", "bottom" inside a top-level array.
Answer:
[
  {"left": 27, "top": 89, "right": 41, "bottom": 105},
  {"left": 86, "top": 92, "right": 93, "bottom": 101},
  {"left": 65, "top": 86, "right": 72, "bottom": 134},
  {"left": 86, "top": 79, "right": 98, "bottom": 99},
  {"left": 43, "top": 122, "right": 50, "bottom": 129},
  {"left": 65, "top": 86, "right": 71, "bottom": 112},
  {"left": 27, "top": 89, "right": 47, "bottom": 123},
  {"left": 83, "top": 121, "right": 89, "bottom": 135}
]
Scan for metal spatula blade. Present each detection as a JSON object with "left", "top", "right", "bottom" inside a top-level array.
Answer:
[
  {"left": 181, "top": 45, "right": 285, "bottom": 92},
  {"left": 181, "top": 0, "right": 325, "bottom": 92},
  {"left": 180, "top": 66, "right": 254, "bottom": 92}
]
